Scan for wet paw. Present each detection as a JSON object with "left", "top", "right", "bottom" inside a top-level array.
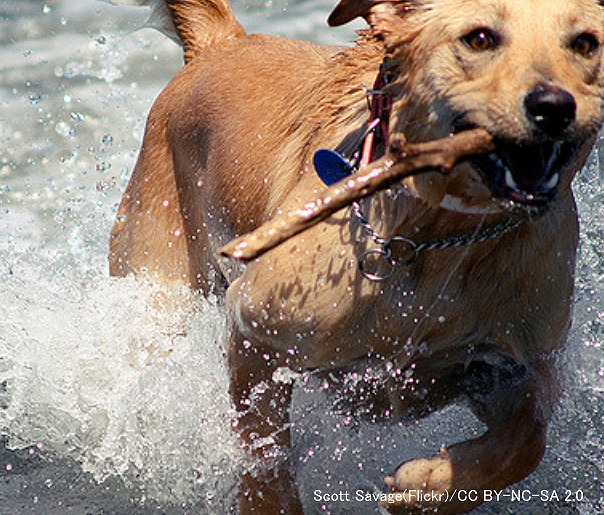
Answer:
[{"left": 380, "top": 449, "right": 454, "bottom": 513}]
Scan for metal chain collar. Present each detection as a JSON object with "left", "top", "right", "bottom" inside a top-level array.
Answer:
[{"left": 353, "top": 201, "right": 524, "bottom": 282}]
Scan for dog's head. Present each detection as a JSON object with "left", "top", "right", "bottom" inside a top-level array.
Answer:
[{"left": 331, "top": 0, "right": 604, "bottom": 212}]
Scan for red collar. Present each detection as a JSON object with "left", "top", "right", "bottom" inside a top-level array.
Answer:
[
  {"left": 360, "top": 66, "right": 392, "bottom": 168},
  {"left": 312, "top": 65, "right": 392, "bottom": 186}
]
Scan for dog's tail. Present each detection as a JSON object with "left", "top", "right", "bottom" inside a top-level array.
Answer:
[{"left": 115, "top": 0, "right": 246, "bottom": 62}]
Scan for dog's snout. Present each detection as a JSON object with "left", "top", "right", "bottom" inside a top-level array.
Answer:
[{"left": 524, "top": 85, "right": 576, "bottom": 135}]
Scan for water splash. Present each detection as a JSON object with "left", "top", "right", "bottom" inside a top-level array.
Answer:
[{"left": 0, "top": 272, "right": 242, "bottom": 509}]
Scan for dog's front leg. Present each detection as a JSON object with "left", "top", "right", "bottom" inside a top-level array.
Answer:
[
  {"left": 228, "top": 324, "right": 303, "bottom": 514},
  {"left": 382, "top": 359, "right": 560, "bottom": 514}
]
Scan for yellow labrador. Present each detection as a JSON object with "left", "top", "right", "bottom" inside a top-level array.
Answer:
[{"left": 110, "top": 0, "right": 604, "bottom": 512}]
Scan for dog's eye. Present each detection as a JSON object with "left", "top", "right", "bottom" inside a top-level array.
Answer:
[
  {"left": 570, "top": 33, "right": 599, "bottom": 57},
  {"left": 461, "top": 29, "right": 499, "bottom": 52}
]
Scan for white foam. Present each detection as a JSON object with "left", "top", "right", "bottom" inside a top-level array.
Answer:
[{"left": 0, "top": 272, "right": 242, "bottom": 507}]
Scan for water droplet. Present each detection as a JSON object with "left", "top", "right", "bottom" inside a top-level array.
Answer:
[
  {"left": 55, "top": 121, "right": 74, "bottom": 138},
  {"left": 95, "top": 161, "right": 111, "bottom": 172},
  {"left": 28, "top": 93, "right": 41, "bottom": 105},
  {"left": 97, "top": 35, "right": 107, "bottom": 45}
]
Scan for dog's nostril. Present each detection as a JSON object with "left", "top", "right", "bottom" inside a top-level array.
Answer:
[{"left": 524, "top": 85, "right": 576, "bottom": 135}]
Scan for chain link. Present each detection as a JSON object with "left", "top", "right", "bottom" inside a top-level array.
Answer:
[{"left": 353, "top": 201, "right": 524, "bottom": 282}]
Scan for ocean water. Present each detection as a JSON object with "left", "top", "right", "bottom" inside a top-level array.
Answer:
[{"left": 0, "top": 1, "right": 602, "bottom": 514}]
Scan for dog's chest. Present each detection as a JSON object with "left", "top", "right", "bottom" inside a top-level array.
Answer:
[{"left": 366, "top": 266, "right": 490, "bottom": 357}]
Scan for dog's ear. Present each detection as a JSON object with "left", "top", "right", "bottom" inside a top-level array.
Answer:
[
  {"left": 328, "top": 0, "right": 377, "bottom": 26},
  {"left": 328, "top": 0, "right": 413, "bottom": 28}
]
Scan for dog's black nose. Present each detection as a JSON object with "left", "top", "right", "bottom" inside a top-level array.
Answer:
[{"left": 524, "top": 85, "right": 576, "bottom": 135}]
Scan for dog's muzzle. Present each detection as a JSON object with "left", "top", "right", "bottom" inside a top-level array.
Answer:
[{"left": 459, "top": 85, "right": 582, "bottom": 206}]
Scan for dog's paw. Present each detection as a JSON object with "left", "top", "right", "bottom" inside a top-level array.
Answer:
[{"left": 380, "top": 448, "right": 454, "bottom": 513}]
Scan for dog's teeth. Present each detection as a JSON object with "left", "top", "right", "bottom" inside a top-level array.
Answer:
[
  {"left": 505, "top": 170, "right": 520, "bottom": 191},
  {"left": 488, "top": 154, "right": 506, "bottom": 170},
  {"left": 544, "top": 172, "right": 560, "bottom": 190},
  {"left": 546, "top": 143, "right": 562, "bottom": 170}
]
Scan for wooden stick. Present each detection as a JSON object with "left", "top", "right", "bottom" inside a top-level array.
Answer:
[{"left": 219, "top": 129, "right": 493, "bottom": 260}]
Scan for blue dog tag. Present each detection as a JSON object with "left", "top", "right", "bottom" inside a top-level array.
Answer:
[{"left": 313, "top": 149, "right": 353, "bottom": 185}]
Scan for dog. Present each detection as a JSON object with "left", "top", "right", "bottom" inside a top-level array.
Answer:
[{"left": 109, "top": 0, "right": 604, "bottom": 512}]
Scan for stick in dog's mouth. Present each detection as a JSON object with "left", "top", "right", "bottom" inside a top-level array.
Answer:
[{"left": 219, "top": 128, "right": 495, "bottom": 261}]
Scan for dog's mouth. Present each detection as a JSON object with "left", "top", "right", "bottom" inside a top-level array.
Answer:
[{"left": 468, "top": 138, "right": 580, "bottom": 207}]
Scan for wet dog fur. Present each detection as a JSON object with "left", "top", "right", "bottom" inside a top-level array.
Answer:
[{"left": 109, "top": 0, "right": 604, "bottom": 512}]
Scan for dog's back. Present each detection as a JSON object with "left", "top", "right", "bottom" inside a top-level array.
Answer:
[{"left": 110, "top": 1, "right": 379, "bottom": 290}]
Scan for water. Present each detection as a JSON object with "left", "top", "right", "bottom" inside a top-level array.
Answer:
[{"left": 0, "top": 1, "right": 602, "bottom": 513}]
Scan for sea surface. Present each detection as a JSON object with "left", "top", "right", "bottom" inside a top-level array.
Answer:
[{"left": 0, "top": 1, "right": 603, "bottom": 513}]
